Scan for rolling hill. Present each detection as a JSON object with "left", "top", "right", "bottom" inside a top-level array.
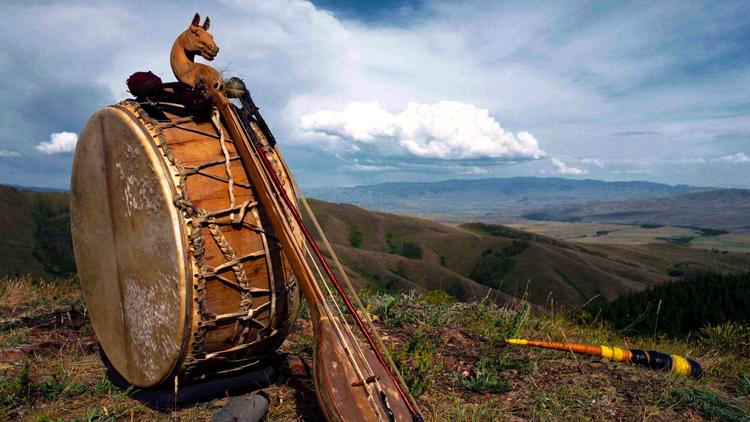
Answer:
[
  {"left": 307, "top": 200, "right": 750, "bottom": 306},
  {"left": 3, "top": 184, "right": 749, "bottom": 307},
  {"left": 0, "top": 185, "right": 73, "bottom": 278},
  {"left": 307, "top": 177, "right": 709, "bottom": 218}
]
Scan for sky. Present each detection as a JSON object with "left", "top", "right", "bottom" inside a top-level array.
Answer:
[{"left": 1, "top": 0, "right": 749, "bottom": 190}]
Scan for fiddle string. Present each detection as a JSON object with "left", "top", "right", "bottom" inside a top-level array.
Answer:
[
  {"left": 248, "top": 121, "right": 421, "bottom": 419},
  {"left": 293, "top": 193, "right": 392, "bottom": 402},
  {"left": 245, "top": 134, "right": 384, "bottom": 419},
  {"left": 266, "top": 199, "right": 385, "bottom": 419},
  {"left": 301, "top": 193, "right": 413, "bottom": 392},
  {"left": 303, "top": 244, "right": 385, "bottom": 420},
  {"left": 257, "top": 175, "right": 383, "bottom": 419},
  {"left": 280, "top": 155, "right": 419, "bottom": 409}
]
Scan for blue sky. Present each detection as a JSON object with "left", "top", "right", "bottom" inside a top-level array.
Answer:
[{"left": 1, "top": 0, "right": 748, "bottom": 189}]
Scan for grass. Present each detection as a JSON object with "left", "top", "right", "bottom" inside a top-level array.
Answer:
[
  {"left": 287, "top": 333, "right": 314, "bottom": 355},
  {"left": 0, "top": 362, "right": 31, "bottom": 418},
  {"left": 391, "top": 333, "right": 441, "bottom": 398},
  {"left": 1, "top": 276, "right": 749, "bottom": 420},
  {"left": 422, "top": 393, "right": 507, "bottom": 421},
  {"left": 738, "top": 371, "right": 750, "bottom": 397},
  {"left": 4, "top": 329, "right": 30, "bottom": 346},
  {"left": 669, "top": 387, "right": 747, "bottom": 421},
  {"left": 699, "top": 321, "right": 750, "bottom": 353},
  {"left": 457, "top": 352, "right": 514, "bottom": 393}
]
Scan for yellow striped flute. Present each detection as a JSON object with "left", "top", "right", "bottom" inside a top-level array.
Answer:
[{"left": 505, "top": 339, "right": 703, "bottom": 379}]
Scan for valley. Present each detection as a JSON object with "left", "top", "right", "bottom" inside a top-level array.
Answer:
[{"left": 3, "top": 183, "right": 749, "bottom": 308}]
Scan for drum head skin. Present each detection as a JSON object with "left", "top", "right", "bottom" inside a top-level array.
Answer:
[{"left": 71, "top": 107, "right": 190, "bottom": 387}]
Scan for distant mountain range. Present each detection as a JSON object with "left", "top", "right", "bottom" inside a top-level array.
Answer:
[
  {"left": 520, "top": 188, "right": 750, "bottom": 231},
  {"left": 9, "top": 184, "right": 68, "bottom": 193},
  {"left": 307, "top": 177, "right": 711, "bottom": 218}
]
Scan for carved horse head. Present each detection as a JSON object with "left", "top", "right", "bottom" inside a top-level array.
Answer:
[{"left": 180, "top": 13, "right": 219, "bottom": 61}]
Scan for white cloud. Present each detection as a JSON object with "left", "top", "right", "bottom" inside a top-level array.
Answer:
[
  {"left": 551, "top": 158, "right": 588, "bottom": 175},
  {"left": 611, "top": 169, "right": 653, "bottom": 175},
  {"left": 347, "top": 162, "right": 397, "bottom": 172},
  {"left": 673, "top": 157, "right": 706, "bottom": 164},
  {"left": 35, "top": 132, "right": 78, "bottom": 155},
  {"left": 715, "top": 152, "right": 749, "bottom": 163},
  {"left": 0, "top": 149, "right": 20, "bottom": 158},
  {"left": 300, "top": 101, "right": 545, "bottom": 160},
  {"left": 3, "top": 1, "right": 750, "bottom": 188},
  {"left": 580, "top": 158, "right": 605, "bottom": 168},
  {"left": 456, "top": 166, "right": 489, "bottom": 175}
]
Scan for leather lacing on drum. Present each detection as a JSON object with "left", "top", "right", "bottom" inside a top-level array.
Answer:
[{"left": 119, "top": 100, "right": 293, "bottom": 379}]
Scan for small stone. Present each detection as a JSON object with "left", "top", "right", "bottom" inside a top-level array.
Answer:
[
  {"left": 211, "top": 393, "right": 269, "bottom": 422},
  {"left": 212, "top": 397, "right": 230, "bottom": 408}
]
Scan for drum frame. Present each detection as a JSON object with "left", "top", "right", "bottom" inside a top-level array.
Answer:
[{"left": 74, "top": 99, "right": 299, "bottom": 387}]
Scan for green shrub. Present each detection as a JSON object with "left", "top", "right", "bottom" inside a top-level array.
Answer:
[
  {"left": 423, "top": 290, "right": 455, "bottom": 306},
  {"left": 399, "top": 242, "right": 422, "bottom": 259},
  {"left": 362, "top": 291, "right": 413, "bottom": 327},
  {"left": 506, "top": 301, "right": 531, "bottom": 339},
  {"left": 699, "top": 321, "right": 750, "bottom": 353},
  {"left": 360, "top": 290, "right": 519, "bottom": 337},
  {"left": 459, "top": 360, "right": 512, "bottom": 393},
  {"left": 0, "top": 362, "right": 31, "bottom": 418},
  {"left": 738, "top": 370, "right": 750, "bottom": 396},
  {"left": 391, "top": 333, "right": 441, "bottom": 398},
  {"left": 669, "top": 387, "right": 746, "bottom": 421},
  {"left": 385, "top": 232, "right": 422, "bottom": 259},
  {"left": 458, "top": 349, "right": 528, "bottom": 394},
  {"left": 458, "top": 370, "right": 511, "bottom": 394},
  {"left": 591, "top": 272, "right": 750, "bottom": 337},
  {"left": 348, "top": 224, "right": 363, "bottom": 248},
  {"left": 468, "top": 241, "right": 527, "bottom": 289},
  {"left": 31, "top": 200, "right": 75, "bottom": 276},
  {"left": 38, "top": 367, "right": 87, "bottom": 399}
]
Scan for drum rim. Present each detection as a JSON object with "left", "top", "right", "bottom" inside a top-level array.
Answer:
[
  {"left": 71, "top": 105, "right": 193, "bottom": 387},
  {"left": 114, "top": 103, "right": 194, "bottom": 385}
]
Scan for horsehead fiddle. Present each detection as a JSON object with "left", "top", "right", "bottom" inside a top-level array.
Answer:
[{"left": 171, "top": 13, "right": 423, "bottom": 421}]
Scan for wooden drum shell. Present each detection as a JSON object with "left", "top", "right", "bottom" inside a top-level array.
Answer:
[{"left": 71, "top": 100, "right": 300, "bottom": 388}]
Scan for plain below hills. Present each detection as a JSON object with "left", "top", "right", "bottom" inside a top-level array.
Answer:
[
  {"left": 310, "top": 178, "right": 750, "bottom": 252},
  {"left": 520, "top": 188, "right": 750, "bottom": 231}
]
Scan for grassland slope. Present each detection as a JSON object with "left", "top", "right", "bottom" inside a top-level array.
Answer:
[
  {"left": 0, "top": 185, "right": 71, "bottom": 278},
  {"left": 308, "top": 200, "right": 750, "bottom": 306}
]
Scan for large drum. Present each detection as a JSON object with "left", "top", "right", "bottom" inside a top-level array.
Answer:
[{"left": 71, "top": 97, "right": 301, "bottom": 387}]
